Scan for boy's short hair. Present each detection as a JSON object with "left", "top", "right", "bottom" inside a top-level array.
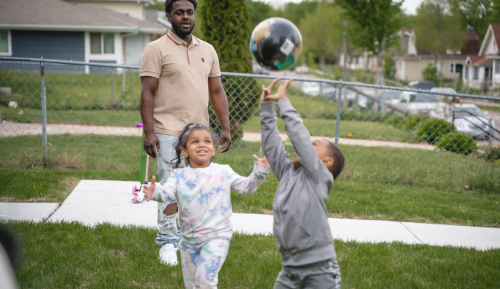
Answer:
[{"left": 326, "top": 141, "right": 344, "bottom": 179}]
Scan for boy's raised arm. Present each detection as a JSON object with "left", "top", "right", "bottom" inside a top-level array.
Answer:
[
  {"left": 261, "top": 78, "right": 292, "bottom": 180},
  {"left": 267, "top": 80, "right": 326, "bottom": 182}
]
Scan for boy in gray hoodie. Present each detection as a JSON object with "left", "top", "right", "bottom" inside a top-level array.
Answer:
[{"left": 260, "top": 78, "right": 344, "bottom": 289}]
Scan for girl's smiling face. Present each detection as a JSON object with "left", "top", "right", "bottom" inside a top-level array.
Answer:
[{"left": 181, "top": 129, "right": 216, "bottom": 168}]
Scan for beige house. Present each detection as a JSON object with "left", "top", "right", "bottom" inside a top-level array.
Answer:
[
  {"left": 395, "top": 29, "right": 480, "bottom": 82},
  {"left": 463, "top": 23, "right": 500, "bottom": 90},
  {"left": 64, "top": 0, "right": 154, "bottom": 20},
  {"left": 62, "top": 0, "right": 167, "bottom": 65}
]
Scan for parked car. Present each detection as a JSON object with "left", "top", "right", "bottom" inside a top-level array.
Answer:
[
  {"left": 451, "top": 104, "right": 496, "bottom": 139},
  {"left": 379, "top": 90, "right": 402, "bottom": 105},
  {"left": 408, "top": 81, "right": 436, "bottom": 91},
  {"left": 294, "top": 64, "right": 309, "bottom": 74},
  {"left": 393, "top": 91, "right": 448, "bottom": 119},
  {"left": 356, "top": 90, "right": 375, "bottom": 109},
  {"left": 430, "top": 87, "right": 460, "bottom": 103},
  {"left": 336, "top": 89, "right": 358, "bottom": 106},
  {"left": 252, "top": 62, "right": 269, "bottom": 75},
  {"left": 301, "top": 82, "right": 336, "bottom": 98}
]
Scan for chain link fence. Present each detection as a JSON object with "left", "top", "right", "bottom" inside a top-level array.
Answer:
[{"left": 1, "top": 58, "right": 499, "bottom": 192}]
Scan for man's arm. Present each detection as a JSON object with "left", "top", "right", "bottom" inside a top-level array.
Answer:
[
  {"left": 140, "top": 76, "right": 160, "bottom": 158},
  {"left": 208, "top": 77, "right": 232, "bottom": 153}
]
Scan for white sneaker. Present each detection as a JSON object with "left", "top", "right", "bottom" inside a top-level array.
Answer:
[{"left": 159, "top": 244, "right": 179, "bottom": 266}]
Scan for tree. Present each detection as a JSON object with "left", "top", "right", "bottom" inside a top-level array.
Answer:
[
  {"left": 246, "top": 0, "right": 273, "bottom": 36},
  {"left": 336, "top": 0, "right": 404, "bottom": 85},
  {"left": 201, "top": 0, "right": 258, "bottom": 141},
  {"left": 275, "top": 0, "right": 320, "bottom": 26},
  {"left": 415, "top": 0, "right": 466, "bottom": 68},
  {"left": 299, "top": 2, "right": 344, "bottom": 69},
  {"left": 448, "top": 0, "right": 499, "bottom": 40}
]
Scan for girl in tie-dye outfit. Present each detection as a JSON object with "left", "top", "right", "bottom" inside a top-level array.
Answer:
[{"left": 144, "top": 123, "right": 270, "bottom": 289}]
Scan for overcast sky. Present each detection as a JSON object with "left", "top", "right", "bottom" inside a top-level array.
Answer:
[{"left": 255, "top": 0, "right": 425, "bottom": 15}]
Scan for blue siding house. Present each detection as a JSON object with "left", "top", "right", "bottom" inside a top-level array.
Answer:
[{"left": 0, "top": 0, "right": 167, "bottom": 71}]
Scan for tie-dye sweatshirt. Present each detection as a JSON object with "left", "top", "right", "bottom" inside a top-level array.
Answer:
[{"left": 151, "top": 161, "right": 270, "bottom": 244}]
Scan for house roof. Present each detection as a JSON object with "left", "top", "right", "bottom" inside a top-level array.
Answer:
[
  {"left": 0, "top": 0, "right": 166, "bottom": 34},
  {"left": 65, "top": 0, "right": 154, "bottom": 3},
  {"left": 396, "top": 30, "right": 480, "bottom": 60},
  {"left": 478, "top": 23, "right": 500, "bottom": 57},
  {"left": 465, "top": 55, "right": 493, "bottom": 65},
  {"left": 399, "top": 28, "right": 413, "bottom": 34}
]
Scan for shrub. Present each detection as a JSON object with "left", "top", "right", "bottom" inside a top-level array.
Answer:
[
  {"left": 385, "top": 115, "right": 406, "bottom": 129},
  {"left": 415, "top": 119, "right": 455, "bottom": 144},
  {"left": 401, "top": 115, "right": 428, "bottom": 131},
  {"left": 436, "top": 132, "right": 477, "bottom": 155},
  {"left": 479, "top": 145, "right": 500, "bottom": 162},
  {"left": 422, "top": 63, "right": 441, "bottom": 86},
  {"left": 202, "top": 0, "right": 257, "bottom": 141}
]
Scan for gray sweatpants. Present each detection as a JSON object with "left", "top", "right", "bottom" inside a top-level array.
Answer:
[{"left": 273, "top": 259, "right": 341, "bottom": 289}]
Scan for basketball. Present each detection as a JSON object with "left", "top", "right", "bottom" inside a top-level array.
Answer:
[{"left": 250, "top": 17, "right": 303, "bottom": 71}]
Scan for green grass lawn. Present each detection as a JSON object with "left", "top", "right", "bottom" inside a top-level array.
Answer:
[
  {"left": 1, "top": 106, "right": 141, "bottom": 127},
  {"left": 2, "top": 135, "right": 499, "bottom": 191},
  {"left": 476, "top": 104, "right": 500, "bottom": 113},
  {"left": 5, "top": 222, "right": 500, "bottom": 288},
  {"left": 243, "top": 116, "right": 413, "bottom": 142},
  {"left": 2, "top": 167, "right": 499, "bottom": 227}
]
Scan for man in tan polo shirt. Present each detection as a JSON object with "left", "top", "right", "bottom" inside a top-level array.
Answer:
[{"left": 139, "top": 0, "right": 231, "bottom": 266}]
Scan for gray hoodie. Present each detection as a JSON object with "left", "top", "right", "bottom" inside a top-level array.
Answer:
[{"left": 261, "top": 98, "right": 336, "bottom": 266}]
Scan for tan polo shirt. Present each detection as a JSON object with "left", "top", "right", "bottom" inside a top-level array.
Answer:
[{"left": 140, "top": 30, "right": 221, "bottom": 136}]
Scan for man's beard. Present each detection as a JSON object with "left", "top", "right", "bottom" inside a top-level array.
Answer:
[{"left": 171, "top": 21, "right": 195, "bottom": 38}]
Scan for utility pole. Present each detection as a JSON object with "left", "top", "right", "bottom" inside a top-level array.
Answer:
[{"left": 342, "top": 17, "right": 347, "bottom": 81}]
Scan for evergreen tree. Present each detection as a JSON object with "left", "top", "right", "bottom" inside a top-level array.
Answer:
[
  {"left": 201, "top": 0, "right": 252, "bottom": 73},
  {"left": 201, "top": 0, "right": 258, "bottom": 141}
]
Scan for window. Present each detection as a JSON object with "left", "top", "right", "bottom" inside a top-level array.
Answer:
[
  {"left": 0, "top": 30, "right": 11, "bottom": 55},
  {"left": 90, "top": 33, "right": 114, "bottom": 54},
  {"left": 496, "top": 60, "right": 500, "bottom": 73},
  {"left": 451, "top": 63, "right": 463, "bottom": 74},
  {"left": 465, "top": 66, "right": 469, "bottom": 79},
  {"left": 473, "top": 67, "right": 479, "bottom": 80}
]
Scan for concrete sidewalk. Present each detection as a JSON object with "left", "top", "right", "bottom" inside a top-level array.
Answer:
[
  {"left": 3, "top": 180, "right": 499, "bottom": 250},
  {"left": 0, "top": 121, "right": 435, "bottom": 151}
]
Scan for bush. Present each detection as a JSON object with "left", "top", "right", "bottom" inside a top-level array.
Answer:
[
  {"left": 209, "top": 77, "right": 259, "bottom": 141},
  {"left": 415, "top": 119, "right": 455, "bottom": 144},
  {"left": 479, "top": 145, "right": 500, "bottom": 162},
  {"left": 436, "top": 132, "right": 477, "bottom": 155},
  {"left": 422, "top": 63, "right": 441, "bottom": 86},
  {"left": 385, "top": 115, "right": 406, "bottom": 129},
  {"left": 402, "top": 115, "right": 428, "bottom": 131},
  {"left": 202, "top": 0, "right": 257, "bottom": 141}
]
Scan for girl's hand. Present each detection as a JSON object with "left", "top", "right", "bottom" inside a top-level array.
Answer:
[
  {"left": 261, "top": 78, "right": 281, "bottom": 102},
  {"left": 265, "top": 78, "right": 293, "bottom": 102},
  {"left": 143, "top": 175, "right": 156, "bottom": 201},
  {"left": 253, "top": 154, "right": 270, "bottom": 167}
]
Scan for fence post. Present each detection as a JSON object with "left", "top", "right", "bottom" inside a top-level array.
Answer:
[
  {"left": 122, "top": 69, "right": 126, "bottom": 108},
  {"left": 40, "top": 57, "right": 47, "bottom": 165},
  {"left": 489, "top": 117, "right": 493, "bottom": 148},
  {"left": 335, "top": 82, "right": 343, "bottom": 146}
]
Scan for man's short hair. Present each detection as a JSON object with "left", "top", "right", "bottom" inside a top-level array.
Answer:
[
  {"left": 326, "top": 141, "right": 344, "bottom": 180},
  {"left": 165, "top": 0, "right": 198, "bottom": 15}
]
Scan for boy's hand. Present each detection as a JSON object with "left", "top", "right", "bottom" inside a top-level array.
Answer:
[
  {"left": 143, "top": 175, "right": 156, "bottom": 201},
  {"left": 261, "top": 78, "right": 281, "bottom": 102},
  {"left": 266, "top": 78, "right": 293, "bottom": 102},
  {"left": 253, "top": 154, "right": 270, "bottom": 167}
]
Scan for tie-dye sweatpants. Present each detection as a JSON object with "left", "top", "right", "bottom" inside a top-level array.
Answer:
[{"left": 180, "top": 239, "right": 230, "bottom": 289}]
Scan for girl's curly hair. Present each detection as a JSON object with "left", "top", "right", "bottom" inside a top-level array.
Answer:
[{"left": 172, "top": 123, "right": 219, "bottom": 168}]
